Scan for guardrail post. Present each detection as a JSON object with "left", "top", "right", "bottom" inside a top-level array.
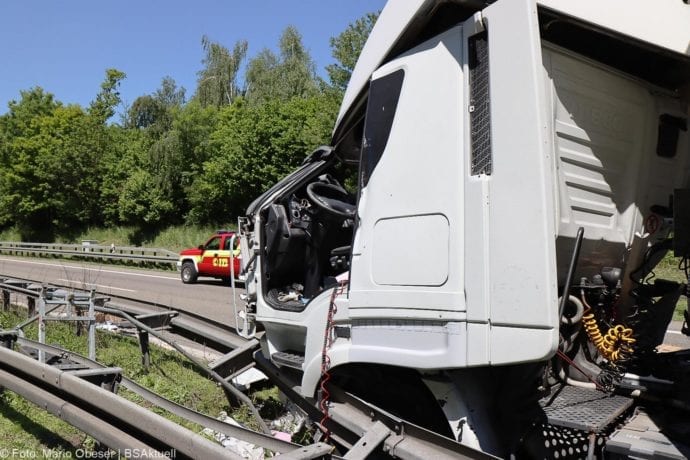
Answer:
[
  {"left": 2, "top": 290, "right": 9, "bottom": 311},
  {"left": 74, "top": 295, "right": 84, "bottom": 337},
  {"left": 66, "top": 293, "right": 73, "bottom": 318},
  {"left": 38, "top": 287, "right": 46, "bottom": 364},
  {"left": 27, "top": 296, "right": 36, "bottom": 317},
  {"left": 88, "top": 290, "right": 96, "bottom": 361},
  {"left": 138, "top": 329, "right": 150, "bottom": 369}
]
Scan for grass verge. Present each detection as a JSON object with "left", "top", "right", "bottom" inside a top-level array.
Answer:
[{"left": 0, "top": 224, "right": 235, "bottom": 254}]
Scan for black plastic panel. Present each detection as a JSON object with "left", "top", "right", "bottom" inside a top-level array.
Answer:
[{"left": 468, "top": 31, "right": 492, "bottom": 176}]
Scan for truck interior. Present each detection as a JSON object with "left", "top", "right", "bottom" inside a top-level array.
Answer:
[{"left": 258, "top": 149, "right": 358, "bottom": 311}]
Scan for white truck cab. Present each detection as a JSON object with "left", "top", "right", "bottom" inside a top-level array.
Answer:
[{"left": 238, "top": 0, "right": 690, "bottom": 457}]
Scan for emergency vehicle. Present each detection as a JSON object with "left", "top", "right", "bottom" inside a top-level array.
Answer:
[{"left": 177, "top": 230, "right": 240, "bottom": 284}]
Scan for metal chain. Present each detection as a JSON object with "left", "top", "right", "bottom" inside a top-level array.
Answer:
[{"left": 319, "top": 281, "right": 348, "bottom": 442}]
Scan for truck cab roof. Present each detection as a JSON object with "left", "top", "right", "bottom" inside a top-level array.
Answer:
[{"left": 333, "top": 0, "right": 690, "bottom": 148}]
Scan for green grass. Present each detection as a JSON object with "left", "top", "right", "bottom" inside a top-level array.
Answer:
[
  {"left": 0, "top": 227, "right": 21, "bottom": 242},
  {"left": 68, "top": 225, "right": 233, "bottom": 253},
  {"left": 653, "top": 253, "right": 685, "bottom": 283},
  {"left": 0, "top": 392, "right": 95, "bottom": 454},
  {"left": 0, "top": 309, "right": 264, "bottom": 454},
  {"left": 649, "top": 252, "right": 688, "bottom": 322},
  {"left": 0, "top": 224, "right": 236, "bottom": 253},
  {"left": 149, "top": 225, "right": 230, "bottom": 253}
]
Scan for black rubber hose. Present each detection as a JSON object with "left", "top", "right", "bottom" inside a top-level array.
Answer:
[{"left": 559, "top": 227, "right": 585, "bottom": 320}]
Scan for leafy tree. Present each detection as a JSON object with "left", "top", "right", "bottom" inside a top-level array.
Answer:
[
  {"left": 245, "top": 49, "right": 280, "bottom": 101},
  {"left": 195, "top": 36, "right": 248, "bottom": 108},
  {"left": 155, "top": 76, "right": 186, "bottom": 108},
  {"left": 169, "top": 101, "right": 219, "bottom": 200},
  {"left": 278, "top": 26, "right": 319, "bottom": 97},
  {"left": 99, "top": 126, "right": 148, "bottom": 225},
  {"left": 1, "top": 88, "right": 60, "bottom": 138},
  {"left": 117, "top": 77, "right": 201, "bottom": 228},
  {"left": 100, "top": 124, "right": 179, "bottom": 228},
  {"left": 188, "top": 94, "right": 337, "bottom": 223},
  {"left": 127, "top": 95, "right": 167, "bottom": 129},
  {"left": 112, "top": 99, "right": 219, "bottom": 228},
  {"left": 245, "top": 26, "right": 318, "bottom": 104},
  {"left": 88, "top": 68, "right": 126, "bottom": 123},
  {"left": 0, "top": 17, "right": 380, "bottom": 238},
  {"left": 126, "top": 77, "right": 186, "bottom": 130},
  {"left": 0, "top": 100, "right": 108, "bottom": 240},
  {"left": 327, "top": 12, "right": 379, "bottom": 92},
  {"left": 118, "top": 168, "right": 174, "bottom": 225},
  {"left": 0, "top": 88, "right": 60, "bottom": 170},
  {"left": 146, "top": 101, "right": 219, "bottom": 225}
]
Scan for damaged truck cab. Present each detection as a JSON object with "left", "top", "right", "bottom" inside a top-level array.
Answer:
[{"left": 237, "top": 0, "right": 690, "bottom": 457}]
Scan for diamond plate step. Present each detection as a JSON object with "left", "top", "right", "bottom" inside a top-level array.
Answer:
[
  {"left": 271, "top": 351, "right": 305, "bottom": 370},
  {"left": 540, "top": 385, "right": 634, "bottom": 432}
]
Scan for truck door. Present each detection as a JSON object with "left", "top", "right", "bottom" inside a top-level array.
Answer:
[{"left": 347, "top": 0, "right": 557, "bottom": 366}]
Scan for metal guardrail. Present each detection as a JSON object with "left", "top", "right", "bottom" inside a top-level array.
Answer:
[
  {"left": 0, "top": 278, "right": 334, "bottom": 458},
  {"left": 0, "top": 241, "right": 178, "bottom": 265},
  {"left": 0, "top": 279, "right": 263, "bottom": 427},
  {"left": 0, "top": 344, "right": 240, "bottom": 459},
  {"left": 9, "top": 337, "right": 331, "bottom": 458}
]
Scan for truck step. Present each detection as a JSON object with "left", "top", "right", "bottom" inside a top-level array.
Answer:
[
  {"left": 540, "top": 385, "right": 633, "bottom": 432},
  {"left": 271, "top": 351, "right": 304, "bottom": 370}
]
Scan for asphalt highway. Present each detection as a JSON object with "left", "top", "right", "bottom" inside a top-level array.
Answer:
[{"left": 0, "top": 256, "right": 243, "bottom": 327}]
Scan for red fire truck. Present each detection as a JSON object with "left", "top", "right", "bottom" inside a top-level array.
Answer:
[{"left": 176, "top": 230, "right": 241, "bottom": 284}]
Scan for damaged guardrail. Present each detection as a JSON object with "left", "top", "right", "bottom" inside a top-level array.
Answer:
[
  {"left": 0, "top": 278, "right": 335, "bottom": 458},
  {"left": 0, "top": 241, "right": 178, "bottom": 265},
  {"left": 0, "top": 344, "right": 242, "bottom": 459}
]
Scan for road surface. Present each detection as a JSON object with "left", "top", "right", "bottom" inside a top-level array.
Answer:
[{"left": 0, "top": 256, "right": 243, "bottom": 327}]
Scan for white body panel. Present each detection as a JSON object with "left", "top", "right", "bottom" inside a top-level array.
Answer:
[
  {"left": 542, "top": 46, "right": 690, "bottom": 283},
  {"left": 348, "top": 25, "right": 466, "bottom": 317},
  {"left": 341, "top": 0, "right": 557, "bottom": 376}
]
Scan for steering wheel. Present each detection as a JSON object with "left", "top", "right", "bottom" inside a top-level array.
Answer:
[{"left": 306, "top": 182, "right": 356, "bottom": 219}]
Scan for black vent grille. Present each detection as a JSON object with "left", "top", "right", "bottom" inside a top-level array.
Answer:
[{"left": 468, "top": 31, "right": 492, "bottom": 176}]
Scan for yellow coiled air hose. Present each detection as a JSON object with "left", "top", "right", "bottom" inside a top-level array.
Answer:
[{"left": 581, "top": 304, "right": 635, "bottom": 363}]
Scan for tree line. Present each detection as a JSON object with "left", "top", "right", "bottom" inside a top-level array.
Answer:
[{"left": 0, "top": 13, "right": 377, "bottom": 241}]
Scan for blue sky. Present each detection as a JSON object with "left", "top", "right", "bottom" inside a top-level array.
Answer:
[{"left": 0, "top": 1, "right": 386, "bottom": 116}]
